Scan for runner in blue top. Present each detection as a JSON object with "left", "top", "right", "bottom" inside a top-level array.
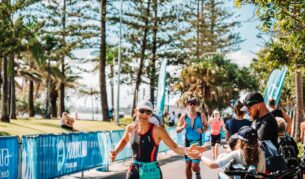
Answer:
[{"left": 176, "top": 97, "right": 208, "bottom": 179}]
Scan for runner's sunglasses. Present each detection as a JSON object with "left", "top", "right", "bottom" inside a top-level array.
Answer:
[{"left": 138, "top": 108, "right": 153, "bottom": 115}]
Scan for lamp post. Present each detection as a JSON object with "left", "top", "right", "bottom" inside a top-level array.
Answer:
[{"left": 116, "top": 0, "right": 123, "bottom": 125}]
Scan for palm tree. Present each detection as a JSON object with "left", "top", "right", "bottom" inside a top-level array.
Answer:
[
  {"left": 79, "top": 88, "right": 100, "bottom": 120},
  {"left": 175, "top": 55, "right": 257, "bottom": 114}
]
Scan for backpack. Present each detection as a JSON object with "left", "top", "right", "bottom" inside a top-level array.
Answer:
[
  {"left": 260, "top": 140, "right": 287, "bottom": 172},
  {"left": 278, "top": 136, "right": 299, "bottom": 168}
]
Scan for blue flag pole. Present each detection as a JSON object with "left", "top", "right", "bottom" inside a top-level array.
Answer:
[
  {"left": 156, "top": 59, "right": 168, "bottom": 117},
  {"left": 263, "top": 66, "right": 288, "bottom": 106}
]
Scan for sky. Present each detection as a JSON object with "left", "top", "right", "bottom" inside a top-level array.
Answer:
[{"left": 68, "top": 2, "right": 266, "bottom": 112}]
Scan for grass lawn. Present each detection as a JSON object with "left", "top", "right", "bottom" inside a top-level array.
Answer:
[{"left": 0, "top": 117, "right": 129, "bottom": 137}]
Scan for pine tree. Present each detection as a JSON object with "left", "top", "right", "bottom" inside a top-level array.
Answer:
[
  {"left": 177, "top": 0, "right": 243, "bottom": 61},
  {"left": 31, "top": 0, "right": 96, "bottom": 117},
  {"left": 110, "top": 0, "right": 152, "bottom": 115},
  {"left": 148, "top": 0, "right": 178, "bottom": 106}
]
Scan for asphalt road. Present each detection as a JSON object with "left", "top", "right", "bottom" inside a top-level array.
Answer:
[
  {"left": 101, "top": 146, "right": 225, "bottom": 179},
  {"left": 61, "top": 144, "right": 226, "bottom": 179}
]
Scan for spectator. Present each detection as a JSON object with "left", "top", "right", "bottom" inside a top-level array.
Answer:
[
  {"left": 276, "top": 117, "right": 299, "bottom": 169},
  {"left": 217, "top": 133, "right": 240, "bottom": 164},
  {"left": 108, "top": 108, "right": 114, "bottom": 121},
  {"left": 61, "top": 112, "right": 75, "bottom": 130},
  {"left": 268, "top": 98, "right": 292, "bottom": 134},
  {"left": 177, "top": 112, "right": 182, "bottom": 120},
  {"left": 225, "top": 101, "right": 252, "bottom": 142},
  {"left": 191, "top": 126, "right": 266, "bottom": 173},
  {"left": 240, "top": 91, "right": 279, "bottom": 148},
  {"left": 168, "top": 111, "right": 176, "bottom": 127}
]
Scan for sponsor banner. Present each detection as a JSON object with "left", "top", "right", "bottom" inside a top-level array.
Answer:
[
  {"left": 22, "top": 132, "right": 108, "bottom": 179},
  {"left": 0, "top": 136, "right": 19, "bottom": 179},
  {"left": 264, "top": 67, "right": 288, "bottom": 106}
]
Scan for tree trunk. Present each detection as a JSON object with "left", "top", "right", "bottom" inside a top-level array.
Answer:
[
  {"left": 210, "top": 0, "right": 216, "bottom": 52},
  {"left": 59, "top": 0, "right": 67, "bottom": 117},
  {"left": 294, "top": 70, "right": 304, "bottom": 140},
  {"left": 131, "top": 0, "right": 151, "bottom": 115},
  {"left": 99, "top": 0, "right": 109, "bottom": 121},
  {"left": 7, "top": 77, "right": 10, "bottom": 116},
  {"left": 110, "top": 63, "right": 114, "bottom": 107},
  {"left": 28, "top": 80, "right": 34, "bottom": 117},
  {"left": 45, "top": 59, "right": 51, "bottom": 119},
  {"left": 1, "top": 57, "right": 9, "bottom": 122},
  {"left": 150, "top": 0, "right": 158, "bottom": 106},
  {"left": 0, "top": 59, "right": 2, "bottom": 100},
  {"left": 50, "top": 87, "right": 58, "bottom": 118},
  {"left": 9, "top": 55, "right": 16, "bottom": 119},
  {"left": 196, "top": 0, "right": 200, "bottom": 58}
]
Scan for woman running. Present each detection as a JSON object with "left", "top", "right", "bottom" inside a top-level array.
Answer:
[
  {"left": 110, "top": 100, "right": 202, "bottom": 179},
  {"left": 208, "top": 109, "right": 225, "bottom": 159}
]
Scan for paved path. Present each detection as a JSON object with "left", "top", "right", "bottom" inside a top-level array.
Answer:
[{"left": 61, "top": 144, "right": 226, "bottom": 179}]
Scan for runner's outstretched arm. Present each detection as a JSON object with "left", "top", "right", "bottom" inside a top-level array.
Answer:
[
  {"left": 110, "top": 124, "right": 132, "bottom": 161},
  {"left": 155, "top": 126, "right": 205, "bottom": 155},
  {"left": 200, "top": 155, "right": 219, "bottom": 169}
]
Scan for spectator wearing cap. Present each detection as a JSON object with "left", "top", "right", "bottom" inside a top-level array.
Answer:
[
  {"left": 240, "top": 91, "right": 279, "bottom": 148},
  {"left": 176, "top": 97, "right": 208, "bottom": 179},
  {"left": 110, "top": 100, "right": 204, "bottom": 179},
  {"left": 190, "top": 126, "right": 266, "bottom": 173},
  {"left": 268, "top": 98, "right": 292, "bottom": 134},
  {"left": 217, "top": 133, "right": 239, "bottom": 162}
]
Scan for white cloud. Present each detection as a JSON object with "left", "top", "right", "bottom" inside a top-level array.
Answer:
[{"left": 226, "top": 51, "right": 255, "bottom": 67}]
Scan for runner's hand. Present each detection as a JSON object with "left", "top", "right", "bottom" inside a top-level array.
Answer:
[
  {"left": 186, "top": 144, "right": 205, "bottom": 159},
  {"left": 196, "top": 128, "right": 203, "bottom": 134},
  {"left": 189, "top": 144, "right": 206, "bottom": 153},
  {"left": 110, "top": 150, "right": 117, "bottom": 162}
]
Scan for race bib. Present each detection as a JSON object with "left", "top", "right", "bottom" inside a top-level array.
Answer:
[{"left": 139, "top": 162, "right": 161, "bottom": 179}]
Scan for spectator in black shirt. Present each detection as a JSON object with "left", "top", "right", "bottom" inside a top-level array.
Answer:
[
  {"left": 225, "top": 101, "right": 252, "bottom": 142},
  {"left": 268, "top": 98, "right": 292, "bottom": 135},
  {"left": 241, "top": 91, "right": 279, "bottom": 148}
]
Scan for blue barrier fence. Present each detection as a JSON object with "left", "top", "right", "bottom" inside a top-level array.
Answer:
[
  {"left": 0, "top": 126, "right": 224, "bottom": 178},
  {"left": 22, "top": 132, "right": 110, "bottom": 179},
  {"left": 0, "top": 136, "right": 19, "bottom": 179}
]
